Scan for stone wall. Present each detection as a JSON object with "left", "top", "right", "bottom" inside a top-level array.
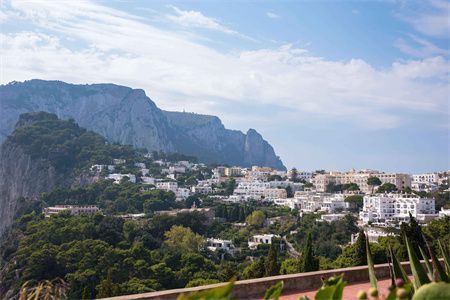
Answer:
[{"left": 100, "top": 261, "right": 420, "bottom": 300}]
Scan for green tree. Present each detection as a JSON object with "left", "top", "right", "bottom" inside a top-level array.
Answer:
[
  {"left": 367, "top": 177, "right": 382, "bottom": 194},
  {"left": 242, "top": 257, "right": 266, "bottom": 279},
  {"left": 333, "top": 230, "right": 367, "bottom": 268},
  {"left": 225, "top": 178, "right": 236, "bottom": 195},
  {"left": 230, "top": 205, "right": 240, "bottom": 222},
  {"left": 354, "top": 229, "right": 367, "bottom": 266},
  {"left": 268, "top": 174, "right": 283, "bottom": 181},
  {"left": 376, "top": 182, "right": 397, "bottom": 193},
  {"left": 285, "top": 186, "right": 294, "bottom": 198},
  {"left": 400, "top": 213, "right": 426, "bottom": 258},
  {"left": 301, "top": 233, "right": 319, "bottom": 272},
  {"left": 280, "top": 258, "right": 302, "bottom": 274},
  {"left": 344, "top": 195, "right": 364, "bottom": 213},
  {"left": 289, "top": 168, "right": 299, "bottom": 182},
  {"left": 96, "top": 270, "right": 120, "bottom": 298},
  {"left": 238, "top": 206, "right": 246, "bottom": 222},
  {"left": 265, "top": 244, "right": 280, "bottom": 276},
  {"left": 245, "top": 210, "right": 266, "bottom": 228},
  {"left": 342, "top": 183, "right": 360, "bottom": 191},
  {"left": 164, "top": 225, "right": 204, "bottom": 252}
]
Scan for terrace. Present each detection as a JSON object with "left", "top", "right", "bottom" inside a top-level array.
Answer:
[{"left": 101, "top": 260, "right": 422, "bottom": 300}]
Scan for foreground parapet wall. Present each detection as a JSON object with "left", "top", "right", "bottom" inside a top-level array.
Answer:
[{"left": 101, "top": 261, "right": 419, "bottom": 300}]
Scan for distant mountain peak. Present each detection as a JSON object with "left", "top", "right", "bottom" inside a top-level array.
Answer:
[{"left": 0, "top": 80, "right": 286, "bottom": 170}]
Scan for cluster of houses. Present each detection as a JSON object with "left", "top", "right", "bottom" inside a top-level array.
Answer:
[
  {"left": 206, "top": 233, "right": 283, "bottom": 257},
  {"left": 45, "top": 158, "right": 449, "bottom": 250}
]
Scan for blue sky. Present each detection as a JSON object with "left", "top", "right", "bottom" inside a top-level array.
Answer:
[{"left": 0, "top": 0, "right": 449, "bottom": 173}]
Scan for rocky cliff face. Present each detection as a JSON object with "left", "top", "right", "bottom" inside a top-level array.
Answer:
[
  {"left": 0, "top": 115, "right": 94, "bottom": 237},
  {"left": 0, "top": 80, "right": 285, "bottom": 169},
  {"left": 164, "top": 111, "right": 285, "bottom": 169},
  {"left": 0, "top": 141, "right": 58, "bottom": 237}
]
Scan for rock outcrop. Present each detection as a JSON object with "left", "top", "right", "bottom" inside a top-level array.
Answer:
[
  {"left": 0, "top": 80, "right": 285, "bottom": 170},
  {"left": 0, "top": 114, "right": 94, "bottom": 237}
]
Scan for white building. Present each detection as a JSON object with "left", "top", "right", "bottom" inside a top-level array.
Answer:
[
  {"left": 234, "top": 181, "right": 270, "bottom": 199},
  {"left": 206, "top": 238, "right": 237, "bottom": 256},
  {"left": 175, "top": 188, "right": 191, "bottom": 201},
  {"left": 107, "top": 173, "right": 136, "bottom": 184},
  {"left": 294, "top": 192, "right": 345, "bottom": 213},
  {"left": 359, "top": 194, "right": 436, "bottom": 225},
  {"left": 351, "top": 228, "right": 395, "bottom": 244},
  {"left": 90, "top": 164, "right": 106, "bottom": 172},
  {"left": 225, "top": 167, "right": 244, "bottom": 177},
  {"left": 156, "top": 181, "right": 178, "bottom": 192},
  {"left": 113, "top": 158, "right": 126, "bottom": 165},
  {"left": 118, "top": 213, "right": 146, "bottom": 220},
  {"left": 321, "top": 213, "right": 347, "bottom": 222},
  {"left": 288, "top": 169, "right": 312, "bottom": 181},
  {"left": 439, "top": 207, "right": 450, "bottom": 218},
  {"left": 135, "top": 162, "right": 146, "bottom": 169},
  {"left": 263, "top": 188, "right": 287, "bottom": 199},
  {"left": 412, "top": 173, "right": 439, "bottom": 184},
  {"left": 248, "top": 234, "right": 280, "bottom": 250},
  {"left": 169, "top": 166, "right": 186, "bottom": 174},
  {"left": 268, "top": 181, "right": 304, "bottom": 192},
  {"left": 312, "top": 171, "right": 411, "bottom": 193},
  {"left": 192, "top": 185, "right": 213, "bottom": 195},
  {"left": 44, "top": 205, "right": 100, "bottom": 217},
  {"left": 141, "top": 176, "right": 156, "bottom": 185},
  {"left": 246, "top": 167, "right": 273, "bottom": 181},
  {"left": 223, "top": 195, "right": 251, "bottom": 203},
  {"left": 411, "top": 181, "right": 438, "bottom": 193},
  {"left": 272, "top": 198, "right": 301, "bottom": 210}
]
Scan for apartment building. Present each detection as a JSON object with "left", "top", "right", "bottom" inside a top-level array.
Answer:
[
  {"left": 263, "top": 188, "right": 287, "bottom": 199},
  {"left": 268, "top": 180, "right": 304, "bottom": 191},
  {"left": 359, "top": 194, "right": 436, "bottom": 224},
  {"left": 412, "top": 173, "right": 439, "bottom": 183},
  {"left": 156, "top": 181, "right": 178, "bottom": 192},
  {"left": 234, "top": 181, "right": 270, "bottom": 198},
  {"left": 44, "top": 205, "right": 100, "bottom": 217},
  {"left": 175, "top": 188, "right": 191, "bottom": 201},
  {"left": 191, "top": 185, "right": 213, "bottom": 195},
  {"left": 294, "top": 192, "right": 345, "bottom": 213},
  {"left": 225, "top": 167, "right": 244, "bottom": 177},
  {"left": 312, "top": 171, "right": 411, "bottom": 193},
  {"left": 272, "top": 198, "right": 301, "bottom": 210}
]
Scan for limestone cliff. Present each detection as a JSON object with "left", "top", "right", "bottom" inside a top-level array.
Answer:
[
  {"left": 0, "top": 113, "right": 95, "bottom": 237},
  {"left": 0, "top": 80, "right": 285, "bottom": 170},
  {"left": 163, "top": 111, "right": 285, "bottom": 170}
]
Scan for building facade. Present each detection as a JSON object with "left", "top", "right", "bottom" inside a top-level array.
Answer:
[{"left": 359, "top": 194, "right": 436, "bottom": 225}]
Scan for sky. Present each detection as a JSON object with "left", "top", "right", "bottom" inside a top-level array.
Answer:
[{"left": 0, "top": 0, "right": 449, "bottom": 173}]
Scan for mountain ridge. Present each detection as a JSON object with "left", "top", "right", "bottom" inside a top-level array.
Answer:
[{"left": 0, "top": 79, "right": 285, "bottom": 170}]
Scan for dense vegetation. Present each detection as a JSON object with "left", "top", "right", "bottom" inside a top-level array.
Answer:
[
  {"left": 8, "top": 112, "right": 138, "bottom": 173},
  {"left": 41, "top": 180, "right": 179, "bottom": 215},
  {"left": 1, "top": 112, "right": 449, "bottom": 299}
]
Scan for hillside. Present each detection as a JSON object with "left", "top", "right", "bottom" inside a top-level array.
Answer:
[
  {"left": 0, "top": 80, "right": 286, "bottom": 170},
  {"left": 0, "top": 112, "right": 136, "bottom": 237}
]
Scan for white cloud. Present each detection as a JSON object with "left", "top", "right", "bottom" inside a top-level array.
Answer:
[
  {"left": 395, "top": 34, "right": 449, "bottom": 58},
  {"left": 1, "top": 0, "right": 448, "bottom": 131},
  {"left": 400, "top": 0, "right": 450, "bottom": 38},
  {"left": 266, "top": 12, "right": 280, "bottom": 19},
  {"left": 166, "top": 5, "right": 253, "bottom": 40}
]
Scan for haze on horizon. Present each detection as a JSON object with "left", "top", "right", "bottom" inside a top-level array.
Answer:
[{"left": 0, "top": 0, "right": 449, "bottom": 173}]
